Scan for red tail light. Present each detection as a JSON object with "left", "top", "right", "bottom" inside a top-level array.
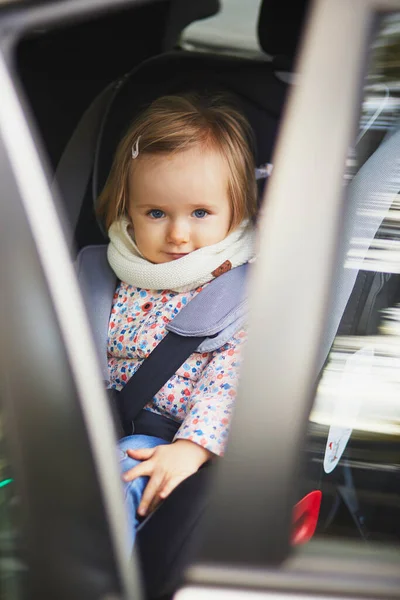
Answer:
[{"left": 291, "top": 490, "right": 322, "bottom": 546}]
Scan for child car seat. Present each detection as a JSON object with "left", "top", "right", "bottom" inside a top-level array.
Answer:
[
  {"left": 66, "top": 50, "right": 289, "bottom": 252},
  {"left": 51, "top": 1, "right": 312, "bottom": 597},
  {"left": 19, "top": 0, "right": 220, "bottom": 173},
  {"left": 54, "top": 0, "right": 312, "bottom": 254},
  {"left": 73, "top": 47, "right": 291, "bottom": 434},
  {"left": 65, "top": 6, "right": 297, "bottom": 432}
]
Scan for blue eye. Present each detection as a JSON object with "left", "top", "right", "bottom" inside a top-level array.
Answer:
[
  {"left": 148, "top": 209, "right": 165, "bottom": 219},
  {"left": 193, "top": 209, "right": 208, "bottom": 219}
]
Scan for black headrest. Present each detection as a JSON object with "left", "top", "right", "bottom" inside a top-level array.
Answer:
[
  {"left": 164, "top": 0, "right": 220, "bottom": 50},
  {"left": 94, "top": 51, "right": 288, "bottom": 201},
  {"left": 257, "top": 0, "right": 310, "bottom": 69}
]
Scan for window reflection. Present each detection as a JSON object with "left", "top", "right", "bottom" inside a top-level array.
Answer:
[{"left": 305, "top": 12, "right": 400, "bottom": 547}]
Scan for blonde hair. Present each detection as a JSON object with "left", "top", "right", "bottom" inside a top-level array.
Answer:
[{"left": 97, "top": 92, "right": 257, "bottom": 232}]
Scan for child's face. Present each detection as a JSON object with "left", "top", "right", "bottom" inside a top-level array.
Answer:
[{"left": 127, "top": 146, "right": 232, "bottom": 264}]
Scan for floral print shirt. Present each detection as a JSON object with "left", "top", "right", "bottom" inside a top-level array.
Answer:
[{"left": 108, "top": 281, "right": 246, "bottom": 456}]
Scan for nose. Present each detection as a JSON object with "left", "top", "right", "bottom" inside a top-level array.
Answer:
[{"left": 166, "top": 218, "right": 190, "bottom": 246}]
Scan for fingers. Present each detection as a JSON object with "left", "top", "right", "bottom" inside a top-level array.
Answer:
[
  {"left": 122, "top": 457, "right": 164, "bottom": 516},
  {"left": 147, "top": 493, "right": 163, "bottom": 515},
  {"left": 159, "top": 475, "right": 184, "bottom": 500},
  {"left": 145, "top": 475, "right": 185, "bottom": 515},
  {"left": 121, "top": 443, "right": 200, "bottom": 517},
  {"left": 126, "top": 447, "right": 156, "bottom": 460},
  {"left": 138, "top": 472, "right": 164, "bottom": 516},
  {"left": 122, "top": 447, "right": 157, "bottom": 481},
  {"left": 122, "top": 459, "right": 152, "bottom": 482},
  {"left": 145, "top": 475, "right": 185, "bottom": 516}
]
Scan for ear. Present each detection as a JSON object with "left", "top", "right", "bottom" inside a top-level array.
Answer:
[{"left": 127, "top": 221, "right": 136, "bottom": 242}]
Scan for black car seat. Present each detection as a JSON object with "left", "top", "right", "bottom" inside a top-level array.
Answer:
[
  {"left": 55, "top": 0, "right": 312, "bottom": 255},
  {"left": 17, "top": 0, "right": 220, "bottom": 173},
  {"left": 68, "top": 53, "right": 288, "bottom": 252},
  {"left": 257, "top": 0, "right": 310, "bottom": 71}
]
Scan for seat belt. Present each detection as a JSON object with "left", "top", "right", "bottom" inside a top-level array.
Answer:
[
  {"left": 118, "top": 258, "right": 248, "bottom": 432},
  {"left": 77, "top": 245, "right": 249, "bottom": 436},
  {"left": 115, "top": 332, "right": 206, "bottom": 436}
]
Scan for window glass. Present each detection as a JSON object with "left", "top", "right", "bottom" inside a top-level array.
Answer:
[
  {"left": 180, "top": 0, "right": 266, "bottom": 60},
  {"left": 302, "top": 12, "right": 400, "bottom": 550}
]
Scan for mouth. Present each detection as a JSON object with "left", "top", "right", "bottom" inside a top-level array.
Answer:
[{"left": 165, "top": 252, "right": 189, "bottom": 260}]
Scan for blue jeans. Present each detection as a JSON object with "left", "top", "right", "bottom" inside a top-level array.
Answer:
[{"left": 118, "top": 434, "right": 169, "bottom": 547}]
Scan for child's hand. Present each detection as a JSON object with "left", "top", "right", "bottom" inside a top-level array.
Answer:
[{"left": 123, "top": 439, "right": 213, "bottom": 516}]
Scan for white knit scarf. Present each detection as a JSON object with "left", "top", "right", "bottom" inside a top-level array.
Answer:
[{"left": 107, "top": 217, "right": 255, "bottom": 292}]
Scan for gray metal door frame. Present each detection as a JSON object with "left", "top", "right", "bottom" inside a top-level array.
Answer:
[{"left": 0, "top": 1, "right": 161, "bottom": 598}]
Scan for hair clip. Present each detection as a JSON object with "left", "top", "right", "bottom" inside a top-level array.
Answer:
[
  {"left": 131, "top": 135, "right": 141, "bottom": 159},
  {"left": 255, "top": 162, "right": 273, "bottom": 180}
]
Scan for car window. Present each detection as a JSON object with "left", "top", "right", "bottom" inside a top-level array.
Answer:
[
  {"left": 303, "top": 9, "right": 400, "bottom": 550},
  {"left": 180, "top": 0, "right": 266, "bottom": 60}
]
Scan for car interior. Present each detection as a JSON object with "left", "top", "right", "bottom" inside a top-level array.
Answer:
[
  {"left": 51, "top": 2, "right": 311, "bottom": 596},
  {"left": 53, "top": 4, "right": 309, "bottom": 254},
  {"left": 1, "top": 0, "right": 400, "bottom": 599}
]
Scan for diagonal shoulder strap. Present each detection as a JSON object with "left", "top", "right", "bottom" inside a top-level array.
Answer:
[
  {"left": 76, "top": 244, "right": 249, "bottom": 432},
  {"left": 118, "top": 266, "right": 249, "bottom": 431},
  {"left": 118, "top": 332, "right": 205, "bottom": 433}
]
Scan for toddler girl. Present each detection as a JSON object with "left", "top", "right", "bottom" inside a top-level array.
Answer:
[{"left": 97, "top": 92, "right": 257, "bottom": 545}]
